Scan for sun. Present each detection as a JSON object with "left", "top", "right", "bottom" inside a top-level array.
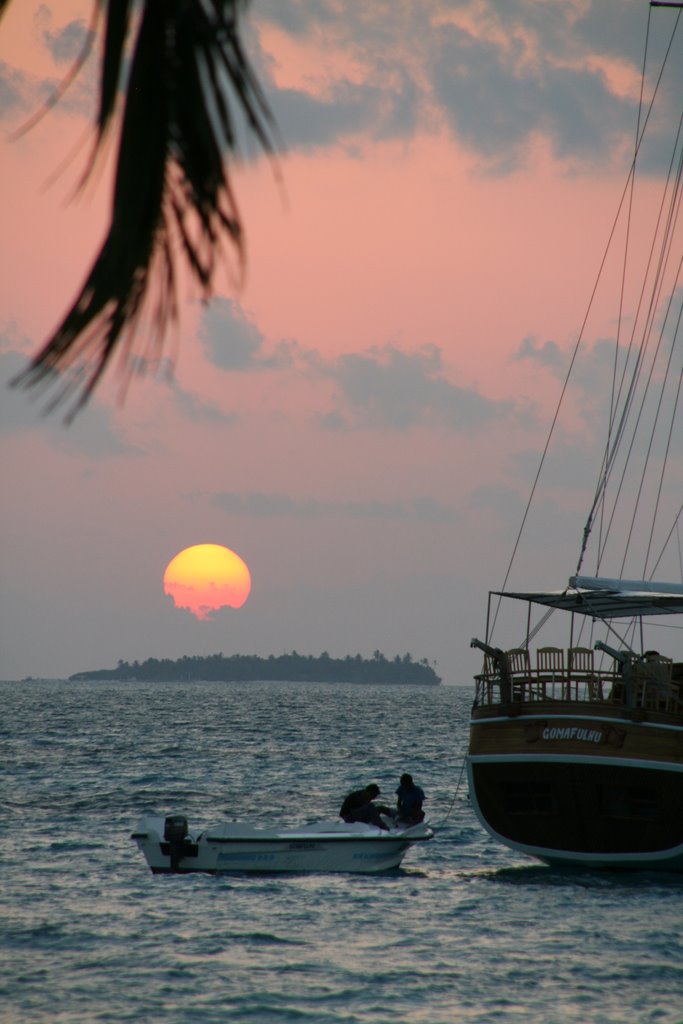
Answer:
[{"left": 163, "top": 544, "right": 251, "bottom": 620}]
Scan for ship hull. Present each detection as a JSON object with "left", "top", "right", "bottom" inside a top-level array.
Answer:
[{"left": 468, "top": 705, "right": 683, "bottom": 870}]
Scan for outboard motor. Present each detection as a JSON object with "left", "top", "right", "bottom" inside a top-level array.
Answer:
[{"left": 164, "top": 814, "right": 189, "bottom": 872}]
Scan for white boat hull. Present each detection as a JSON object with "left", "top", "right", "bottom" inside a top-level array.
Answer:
[{"left": 131, "top": 815, "right": 433, "bottom": 874}]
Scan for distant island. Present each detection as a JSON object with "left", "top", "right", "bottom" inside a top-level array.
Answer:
[{"left": 69, "top": 650, "right": 441, "bottom": 685}]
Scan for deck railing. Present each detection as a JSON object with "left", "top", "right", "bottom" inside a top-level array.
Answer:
[{"left": 473, "top": 649, "right": 683, "bottom": 715}]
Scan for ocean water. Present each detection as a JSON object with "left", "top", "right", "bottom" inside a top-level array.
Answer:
[{"left": 1, "top": 679, "right": 682, "bottom": 1024}]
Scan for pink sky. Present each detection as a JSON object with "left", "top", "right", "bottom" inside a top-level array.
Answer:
[{"left": 1, "top": 1, "right": 681, "bottom": 681}]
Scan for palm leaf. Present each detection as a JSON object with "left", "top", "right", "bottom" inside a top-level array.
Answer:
[{"left": 11, "top": 0, "right": 277, "bottom": 420}]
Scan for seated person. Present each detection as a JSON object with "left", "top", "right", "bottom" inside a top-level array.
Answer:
[
  {"left": 340, "top": 783, "right": 392, "bottom": 830},
  {"left": 395, "top": 773, "right": 425, "bottom": 824}
]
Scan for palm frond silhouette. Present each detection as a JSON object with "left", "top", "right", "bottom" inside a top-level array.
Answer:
[{"left": 8, "top": 0, "right": 277, "bottom": 420}]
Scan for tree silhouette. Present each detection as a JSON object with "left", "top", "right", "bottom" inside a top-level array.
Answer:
[
  {"left": 68, "top": 651, "right": 442, "bottom": 684},
  {"left": 5, "top": 0, "right": 277, "bottom": 419}
]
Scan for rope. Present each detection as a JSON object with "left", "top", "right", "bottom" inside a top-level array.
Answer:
[{"left": 436, "top": 756, "right": 468, "bottom": 828}]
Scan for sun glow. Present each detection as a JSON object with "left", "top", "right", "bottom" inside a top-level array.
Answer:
[{"left": 163, "top": 544, "right": 251, "bottom": 620}]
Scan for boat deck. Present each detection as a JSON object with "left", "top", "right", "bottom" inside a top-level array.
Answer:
[{"left": 474, "top": 648, "right": 683, "bottom": 717}]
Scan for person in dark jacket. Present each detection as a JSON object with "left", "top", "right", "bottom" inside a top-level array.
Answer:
[
  {"left": 340, "top": 783, "right": 391, "bottom": 830},
  {"left": 395, "top": 773, "right": 425, "bottom": 824}
]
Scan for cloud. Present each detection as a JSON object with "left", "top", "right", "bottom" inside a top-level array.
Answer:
[
  {"left": 429, "top": 3, "right": 637, "bottom": 171},
  {"left": 251, "top": 4, "right": 432, "bottom": 149},
  {"left": 211, "top": 490, "right": 458, "bottom": 522},
  {"left": 165, "top": 377, "right": 240, "bottom": 425},
  {"left": 7, "top": 1, "right": 676, "bottom": 178},
  {"left": 252, "top": 0, "right": 680, "bottom": 173},
  {"left": 0, "top": 9, "right": 99, "bottom": 128},
  {"left": 0, "top": 62, "right": 28, "bottom": 119},
  {"left": 470, "top": 481, "right": 525, "bottom": 511},
  {"left": 198, "top": 300, "right": 515, "bottom": 434},
  {"left": 437, "top": 0, "right": 681, "bottom": 172},
  {"left": 267, "top": 75, "right": 419, "bottom": 150},
  {"left": 318, "top": 344, "right": 512, "bottom": 431},
  {"left": 199, "top": 298, "right": 296, "bottom": 371},
  {"left": 41, "top": 18, "right": 94, "bottom": 65},
  {"left": 514, "top": 336, "right": 567, "bottom": 374},
  {"left": 513, "top": 335, "right": 638, "bottom": 413},
  {"left": 0, "top": 349, "right": 133, "bottom": 458}
]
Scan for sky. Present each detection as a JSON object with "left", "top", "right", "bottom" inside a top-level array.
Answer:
[{"left": 1, "top": 0, "right": 681, "bottom": 683}]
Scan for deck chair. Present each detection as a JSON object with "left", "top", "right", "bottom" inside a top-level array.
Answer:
[
  {"left": 474, "top": 653, "right": 498, "bottom": 703},
  {"left": 536, "top": 647, "right": 565, "bottom": 698},
  {"left": 505, "top": 648, "right": 532, "bottom": 700},
  {"left": 591, "top": 652, "right": 623, "bottom": 702},
  {"left": 568, "top": 646, "right": 601, "bottom": 700},
  {"left": 635, "top": 655, "right": 674, "bottom": 710},
  {"left": 644, "top": 654, "right": 673, "bottom": 679}
]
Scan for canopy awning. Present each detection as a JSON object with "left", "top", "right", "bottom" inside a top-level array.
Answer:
[{"left": 494, "top": 575, "right": 683, "bottom": 619}]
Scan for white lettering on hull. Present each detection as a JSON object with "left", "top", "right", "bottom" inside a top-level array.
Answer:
[{"left": 542, "top": 726, "right": 603, "bottom": 743}]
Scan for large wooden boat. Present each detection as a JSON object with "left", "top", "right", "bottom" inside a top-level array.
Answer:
[
  {"left": 467, "top": 3, "right": 683, "bottom": 871},
  {"left": 469, "top": 579, "right": 683, "bottom": 870}
]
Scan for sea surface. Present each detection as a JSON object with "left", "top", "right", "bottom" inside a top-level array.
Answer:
[{"left": 1, "top": 679, "right": 682, "bottom": 1024}]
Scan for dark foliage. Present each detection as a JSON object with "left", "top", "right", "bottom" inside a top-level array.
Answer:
[{"left": 69, "top": 651, "right": 442, "bottom": 685}]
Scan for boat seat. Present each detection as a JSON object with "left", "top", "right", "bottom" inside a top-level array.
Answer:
[
  {"left": 635, "top": 655, "right": 674, "bottom": 711},
  {"left": 642, "top": 654, "right": 673, "bottom": 679},
  {"left": 568, "top": 646, "right": 602, "bottom": 700},
  {"left": 536, "top": 646, "right": 565, "bottom": 699},
  {"left": 505, "top": 648, "right": 532, "bottom": 700},
  {"left": 474, "top": 653, "right": 498, "bottom": 703}
]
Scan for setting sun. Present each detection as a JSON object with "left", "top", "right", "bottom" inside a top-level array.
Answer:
[{"left": 163, "top": 544, "right": 252, "bottom": 620}]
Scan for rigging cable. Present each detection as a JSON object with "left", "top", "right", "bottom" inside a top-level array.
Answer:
[
  {"left": 605, "top": 122, "right": 683, "bottom": 572},
  {"left": 489, "top": 7, "right": 681, "bottom": 641},
  {"left": 600, "top": 121, "right": 683, "bottom": 532},
  {"left": 519, "top": 606, "right": 556, "bottom": 648},
  {"left": 617, "top": 253, "right": 682, "bottom": 575},
  {"left": 598, "top": 4, "right": 656, "bottom": 573},
  {"left": 577, "top": 9, "right": 682, "bottom": 576},
  {"left": 489, "top": 145, "right": 655, "bottom": 634},
  {"left": 649, "top": 498, "right": 683, "bottom": 577},
  {"left": 641, "top": 308, "right": 683, "bottom": 576}
]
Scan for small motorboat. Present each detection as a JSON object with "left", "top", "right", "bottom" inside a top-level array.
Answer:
[{"left": 131, "top": 813, "right": 434, "bottom": 874}]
